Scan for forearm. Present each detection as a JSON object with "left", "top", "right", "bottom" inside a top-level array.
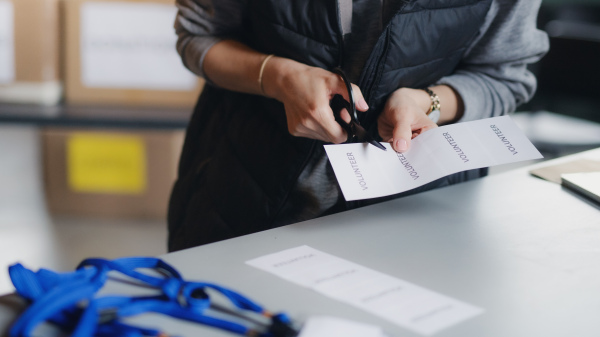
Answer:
[
  {"left": 202, "top": 40, "right": 269, "bottom": 96},
  {"left": 203, "top": 40, "right": 322, "bottom": 104}
]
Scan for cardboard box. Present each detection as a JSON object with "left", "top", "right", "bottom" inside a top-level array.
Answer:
[
  {"left": 64, "top": 0, "right": 203, "bottom": 108},
  {"left": 42, "top": 127, "right": 184, "bottom": 219},
  {"left": 0, "top": 0, "right": 62, "bottom": 105}
]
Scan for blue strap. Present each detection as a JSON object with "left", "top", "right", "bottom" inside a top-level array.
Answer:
[
  {"left": 8, "top": 257, "right": 297, "bottom": 337},
  {"left": 10, "top": 264, "right": 109, "bottom": 337}
]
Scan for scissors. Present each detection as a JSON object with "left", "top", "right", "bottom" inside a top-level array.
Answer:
[{"left": 330, "top": 68, "right": 386, "bottom": 151}]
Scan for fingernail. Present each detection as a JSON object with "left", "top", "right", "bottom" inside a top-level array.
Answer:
[
  {"left": 395, "top": 139, "right": 408, "bottom": 152},
  {"left": 359, "top": 98, "right": 369, "bottom": 110}
]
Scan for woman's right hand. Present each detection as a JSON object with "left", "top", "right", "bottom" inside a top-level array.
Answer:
[
  {"left": 203, "top": 41, "right": 368, "bottom": 143},
  {"left": 261, "top": 57, "right": 369, "bottom": 144}
]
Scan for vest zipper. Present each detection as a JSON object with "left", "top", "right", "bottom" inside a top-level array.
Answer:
[
  {"left": 335, "top": 0, "right": 345, "bottom": 68},
  {"left": 359, "top": 0, "right": 410, "bottom": 121},
  {"left": 360, "top": 26, "right": 391, "bottom": 124},
  {"left": 364, "top": 27, "right": 390, "bottom": 104}
]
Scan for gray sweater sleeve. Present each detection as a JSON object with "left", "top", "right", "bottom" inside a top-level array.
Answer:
[
  {"left": 436, "top": 0, "right": 549, "bottom": 122},
  {"left": 174, "top": 0, "right": 246, "bottom": 79}
]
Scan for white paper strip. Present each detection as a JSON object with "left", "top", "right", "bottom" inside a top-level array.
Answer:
[
  {"left": 0, "top": 0, "right": 15, "bottom": 85},
  {"left": 247, "top": 246, "right": 483, "bottom": 335},
  {"left": 80, "top": 2, "right": 197, "bottom": 91},
  {"left": 324, "top": 116, "right": 542, "bottom": 201}
]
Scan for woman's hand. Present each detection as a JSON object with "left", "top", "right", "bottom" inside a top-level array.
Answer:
[
  {"left": 203, "top": 41, "right": 372, "bottom": 143},
  {"left": 378, "top": 87, "right": 438, "bottom": 153},
  {"left": 262, "top": 57, "right": 369, "bottom": 144}
]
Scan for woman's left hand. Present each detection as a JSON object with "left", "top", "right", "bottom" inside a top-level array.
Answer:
[{"left": 377, "top": 87, "right": 438, "bottom": 153}]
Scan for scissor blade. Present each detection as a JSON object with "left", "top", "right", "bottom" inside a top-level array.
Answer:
[
  {"left": 352, "top": 123, "right": 387, "bottom": 151},
  {"left": 369, "top": 139, "right": 387, "bottom": 151}
]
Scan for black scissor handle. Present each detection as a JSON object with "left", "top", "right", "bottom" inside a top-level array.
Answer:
[
  {"left": 332, "top": 68, "right": 359, "bottom": 121},
  {"left": 330, "top": 94, "right": 357, "bottom": 143},
  {"left": 329, "top": 68, "right": 386, "bottom": 150}
]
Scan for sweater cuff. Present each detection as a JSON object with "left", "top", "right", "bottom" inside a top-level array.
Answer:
[
  {"left": 436, "top": 73, "right": 489, "bottom": 124},
  {"left": 183, "top": 37, "right": 221, "bottom": 84}
]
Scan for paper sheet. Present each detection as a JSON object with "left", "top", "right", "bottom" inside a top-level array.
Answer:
[
  {"left": 324, "top": 116, "right": 542, "bottom": 201},
  {"left": 561, "top": 171, "right": 600, "bottom": 204},
  {"left": 0, "top": 0, "right": 15, "bottom": 85},
  {"left": 246, "top": 246, "right": 483, "bottom": 335}
]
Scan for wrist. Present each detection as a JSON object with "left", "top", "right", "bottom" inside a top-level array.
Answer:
[
  {"left": 257, "top": 54, "right": 274, "bottom": 96},
  {"left": 394, "top": 87, "right": 431, "bottom": 114},
  {"left": 429, "top": 85, "right": 463, "bottom": 124},
  {"left": 423, "top": 88, "right": 441, "bottom": 123},
  {"left": 261, "top": 56, "right": 301, "bottom": 101}
]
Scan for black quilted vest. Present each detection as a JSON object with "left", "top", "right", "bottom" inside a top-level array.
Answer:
[{"left": 168, "top": 0, "right": 493, "bottom": 251}]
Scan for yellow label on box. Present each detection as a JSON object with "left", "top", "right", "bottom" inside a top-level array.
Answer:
[{"left": 67, "top": 133, "right": 147, "bottom": 194}]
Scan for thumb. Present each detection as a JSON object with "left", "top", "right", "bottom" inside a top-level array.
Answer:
[{"left": 391, "top": 122, "right": 412, "bottom": 153}]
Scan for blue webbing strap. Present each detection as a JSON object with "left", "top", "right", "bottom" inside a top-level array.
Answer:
[{"left": 8, "top": 257, "right": 298, "bottom": 337}]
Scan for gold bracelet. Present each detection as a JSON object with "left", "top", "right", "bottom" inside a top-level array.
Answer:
[
  {"left": 258, "top": 54, "right": 274, "bottom": 95},
  {"left": 423, "top": 88, "right": 441, "bottom": 123},
  {"left": 424, "top": 88, "right": 441, "bottom": 115}
]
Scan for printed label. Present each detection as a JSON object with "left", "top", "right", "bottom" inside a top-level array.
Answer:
[
  {"left": 67, "top": 133, "right": 147, "bottom": 194},
  {"left": 80, "top": 2, "right": 197, "bottom": 90}
]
